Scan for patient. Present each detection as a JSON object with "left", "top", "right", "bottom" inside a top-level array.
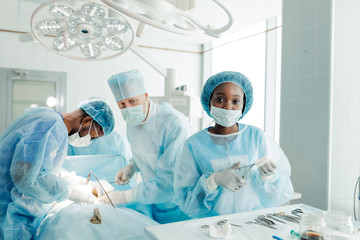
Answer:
[{"left": 34, "top": 201, "right": 158, "bottom": 240}]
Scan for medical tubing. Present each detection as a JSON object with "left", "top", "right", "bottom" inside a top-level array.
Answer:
[
  {"left": 87, "top": 171, "right": 116, "bottom": 209},
  {"left": 353, "top": 176, "right": 360, "bottom": 221}
]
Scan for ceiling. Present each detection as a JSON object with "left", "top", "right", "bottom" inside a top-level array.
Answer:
[{"left": 11, "top": 0, "right": 282, "bottom": 45}]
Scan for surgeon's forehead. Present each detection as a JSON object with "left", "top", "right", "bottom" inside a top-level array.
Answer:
[{"left": 212, "top": 82, "right": 244, "bottom": 97}]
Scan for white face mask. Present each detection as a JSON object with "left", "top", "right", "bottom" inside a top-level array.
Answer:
[
  {"left": 210, "top": 106, "right": 243, "bottom": 127},
  {"left": 68, "top": 121, "right": 92, "bottom": 147},
  {"left": 121, "top": 104, "right": 147, "bottom": 126}
]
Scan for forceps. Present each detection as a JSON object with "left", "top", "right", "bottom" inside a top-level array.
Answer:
[
  {"left": 201, "top": 219, "right": 242, "bottom": 228},
  {"left": 265, "top": 214, "right": 287, "bottom": 224},
  {"left": 257, "top": 215, "right": 276, "bottom": 225},
  {"left": 245, "top": 220, "right": 277, "bottom": 229},
  {"left": 271, "top": 212, "right": 300, "bottom": 223}
]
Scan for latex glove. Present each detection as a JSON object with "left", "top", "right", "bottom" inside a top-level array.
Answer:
[
  {"left": 114, "top": 160, "right": 138, "bottom": 185},
  {"left": 206, "top": 162, "right": 246, "bottom": 192},
  {"left": 99, "top": 189, "right": 136, "bottom": 205},
  {"left": 255, "top": 156, "right": 277, "bottom": 177},
  {"left": 68, "top": 184, "right": 97, "bottom": 204}
]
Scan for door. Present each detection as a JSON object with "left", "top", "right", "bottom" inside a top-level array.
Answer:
[{"left": 0, "top": 68, "right": 66, "bottom": 135}]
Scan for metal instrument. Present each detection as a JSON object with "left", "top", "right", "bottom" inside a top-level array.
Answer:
[
  {"left": 265, "top": 214, "right": 287, "bottom": 224},
  {"left": 291, "top": 208, "right": 304, "bottom": 217},
  {"left": 245, "top": 220, "right": 277, "bottom": 230},
  {"left": 201, "top": 219, "right": 242, "bottom": 228},
  {"left": 271, "top": 212, "right": 300, "bottom": 223},
  {"left": 86, "top": 171, "right": 116, "bottom": 209}
]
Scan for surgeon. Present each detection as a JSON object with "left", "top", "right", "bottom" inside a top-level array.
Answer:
[
  {"left": 68, "top": 98, "right": 131, "bottom": 159},
  {"left": 103, "top": 69, "right": 193, "bottom": 224},
  {"left": 66, "top": 102, "right": 135, "bottom": 193},
  {"left": 0, "top": 99, "right": 114, "bottom": 240},
  {"left": 174, "top": 71, "right": 294, "bottom": 218}
]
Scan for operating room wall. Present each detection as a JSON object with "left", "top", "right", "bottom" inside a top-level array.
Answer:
[
  {"left": 281, "top": 0, "right": 360, "bottom": 215},
  {"left": 0, "top": 31, "right": 203, "bottom": 135},
  {"left": 280, "top": 0, "right": 331, "bottom": 210},
  {"left": 329, "top": 0, "right": 360, "bottom": 215}
]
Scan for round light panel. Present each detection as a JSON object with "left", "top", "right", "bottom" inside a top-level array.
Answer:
[{"left": 31, "top": 0, "right": 135, "bottom": 61}]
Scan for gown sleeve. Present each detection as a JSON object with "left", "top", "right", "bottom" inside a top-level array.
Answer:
[
  {"left": 174, "top": 138, "right": 221, "bottom": 217},
  {"left": 10, "top": 119, "right": 70, "bottom": 203},
  {"left": 251, "top": 131, "right": 294, "bottom": 207}
]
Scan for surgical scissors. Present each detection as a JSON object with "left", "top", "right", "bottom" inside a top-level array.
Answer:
[
  {"left": 235, "top": 157, "right": 269, "bottom": 179},
  {"left": 291, "top": 208, "right": 304, "bottom": 217},
  {"left": 235, "top": 163, "right": 255, "bottom": 179}
]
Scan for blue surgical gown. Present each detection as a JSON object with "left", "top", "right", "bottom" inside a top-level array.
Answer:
[
  {"left": 67, "top": 131, "right": 132, "bottom": 161},
  {"left": 0, "top": 107, "right": 69, "bottom": 240},
  {"left": 174, "top": 124, "right": 294, "bottom": 218},
  {"left": 127, "top": 99, "right": 193, "bottom": 223}
]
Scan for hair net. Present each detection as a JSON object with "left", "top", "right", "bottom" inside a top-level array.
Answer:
[
  {"left": 78, "top": 99, "right": 114, "bottom": 136},
  {"left": 201, "top": 71, "right": 253, "bottom": 120},
  {"left": 107, "top": 70, "right": 147, "bottom": 101}
]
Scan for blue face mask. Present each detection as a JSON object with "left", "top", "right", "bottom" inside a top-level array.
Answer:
[
  {"left": 210, "top": 106, "right": 242, "bottom": 127},
  {"left": 121, "top": 104, "right": 147, "bottom": 126}
]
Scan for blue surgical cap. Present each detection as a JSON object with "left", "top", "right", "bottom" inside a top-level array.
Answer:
[
  {"left": 79, "top": 99, "right": 114, "bottom": 136},
  {"left": 201, "top": 71, "right": 253, "bottom": 120},
  {"left": 107, "top": 70, "right": 147, "bottom": 101}
]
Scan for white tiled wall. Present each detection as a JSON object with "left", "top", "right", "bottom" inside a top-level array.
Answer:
[
  {"left": 281, "top": 0, "right": 360, "bottom": 215},
  {"left": 0, "top": 1, "right": 203, "bottom": 135},
  {"left": 280, "top": 0, "right": 331, "bottom": 210},
  {"left": 329, "top": 0, "right": 360, "bottom": 215}
]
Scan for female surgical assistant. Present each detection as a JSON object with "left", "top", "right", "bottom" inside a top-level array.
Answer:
[{"left": 174, "top": 71, "right": 294, "bottom": 218}]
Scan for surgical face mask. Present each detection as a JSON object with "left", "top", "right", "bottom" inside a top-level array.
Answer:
[
  {"left": 210, "top": 105, "right": 242, "bottom": 127},
  {"left": 121, "top": 104, "right": 147, "bottom": 126},
  {"left": 68, "top": 122, "right": 92, "bottom": 147}
]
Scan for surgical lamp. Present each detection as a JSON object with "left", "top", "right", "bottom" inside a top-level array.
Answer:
[
  {"left": 100, "top": 0, "right": 233, "bottom": 38},
  {"left": 30, "top": 0, "right": 134, "bottom": 61}
]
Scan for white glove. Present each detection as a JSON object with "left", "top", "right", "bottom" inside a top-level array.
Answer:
[
  {"left": 255, "top": 156, "right": 277, "bottom": 178},
  {"left": 206, "top": 162, "right": 246, "bottom": 192},
  {"left": 114, "top": 160, "right": 138, "bottom": 185},
  {"left": 68, "top": 184, "right": 97, "bottom": 204},
  {"left": 99, "top": 189, "right": 136, "bottom": 205}
]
